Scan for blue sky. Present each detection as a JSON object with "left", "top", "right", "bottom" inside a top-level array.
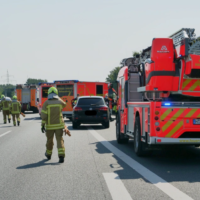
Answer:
[{"left": 0, "top": 0, "right": 200, "bottom": 84}]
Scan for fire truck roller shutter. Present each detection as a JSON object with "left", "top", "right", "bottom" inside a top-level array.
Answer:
[{"left": 128, "top": 73, "right": 142, "bottom": 102}]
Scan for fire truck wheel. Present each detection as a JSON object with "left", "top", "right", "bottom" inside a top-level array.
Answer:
[
  {"left": 116, "top": 113, "right": 129, "bottom": 144},
  {"left": 134, "top": 116, "right": 146, "bottom": 156}
]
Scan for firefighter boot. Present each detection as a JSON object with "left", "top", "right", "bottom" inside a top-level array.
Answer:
[
  {"left": 45, "top": 152, "right": 51, "bottom": 160},
  {"left": 17, "top": 121, "right": 20, "bottom": 126},
  {"left": 13, "top": 122, "right": 16, "bottom": 126},
  {"left": 59, "top": 156, "right": 64, "bottom": 163},
  {"left": 8, "top": 119, "right": 10, "bottom": 123}
]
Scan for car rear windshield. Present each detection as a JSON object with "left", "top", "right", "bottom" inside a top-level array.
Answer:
[{"left": 78, "top": 98, "right": 104, "bottom": 106}]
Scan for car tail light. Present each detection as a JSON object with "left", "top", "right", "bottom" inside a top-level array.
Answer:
[
  {"left": 74, "top": 107, "right": 82, "bottom": 111},
  {"left": 39, "top": 104, "right": 41, "bottom": 107},
  {"left": 99, "top": 107, "right": 108, "bottom": 111}
]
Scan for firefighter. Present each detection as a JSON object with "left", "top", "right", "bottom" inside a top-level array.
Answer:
[
  {"left": 10, "top": 95, "right": 21, "bottom": 126},
  {"left": 41, "top": 87, "right": 69, "bottom": 163},
  {"left": 108, "top": 83, "right": 117, "bottom": 120},
  {"left": 71, "top": 94, "right": 80, "bottom": 107},
  {"left": 0, "top": 95, "right": 11, "bottom": 124}
]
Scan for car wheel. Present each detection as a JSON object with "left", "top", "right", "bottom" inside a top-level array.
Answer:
[
  {"left": 116, "top": 113, "right": 129, "bottom": 144},
  {"left": 134, "top": 116, "right": 147, "bottom": 156},
  {"left": 104, "top": 121, "right": 110, "bottom": 128},
  {"left": 72, "top": 121, "right": 78, "bottom": 129}
]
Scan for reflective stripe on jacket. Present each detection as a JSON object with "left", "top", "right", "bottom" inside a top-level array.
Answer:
[
  {"left": 41, "top": 98, "right": 66, "bottom": 130},
  {"left": 0, "top": 100, "right": 11, "bottom": 111},
  {"left": 10, "top": 101, "right": 21, "bottom": 114}
]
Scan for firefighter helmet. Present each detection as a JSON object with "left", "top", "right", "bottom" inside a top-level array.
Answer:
[
  {"left": 48, "top": 87, "right": 58, "bottom": 95},
  {"left": 12, "top": 95, "right": 17, "bottom": 100},
  {"left": 48, "top": 87, "right": 58, "bottom": 99}
]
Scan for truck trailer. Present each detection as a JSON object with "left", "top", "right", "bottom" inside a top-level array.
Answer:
[
  {"left": 116, "top": 28, "right": 200, "bottom": 156},
  {"left": 16, "top": 84, "right": 39, "bottom": 113}
]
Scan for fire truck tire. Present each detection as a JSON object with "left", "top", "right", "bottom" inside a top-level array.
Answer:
[
  {"left": 116, "top": 113, "right": 129, "bottom": 144},
  {"left": 134, "top": 116, "right": 146, "bottom": 156}
]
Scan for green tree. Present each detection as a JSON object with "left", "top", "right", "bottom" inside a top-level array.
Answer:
[
  {"left": 106, "top": 67, "right": 120, "bottom": 91},
  {"left": 0, "top": 84, "right": 15, "bottom": 98},
  {"left": 26, "top": 78, "right": 47, "bottom": 85},
  {"left": 133, "top": 51, "right": 140, "bottom": 57}
]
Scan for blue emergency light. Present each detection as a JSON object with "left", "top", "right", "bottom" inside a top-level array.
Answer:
[{"left": 164, "top": 103, "right": 171, "bottom": 106}]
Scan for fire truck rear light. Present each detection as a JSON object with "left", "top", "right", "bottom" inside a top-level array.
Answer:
[
  {"left": 157, "top": 139, "right": 161, "bottom": 142},
  {"left": 156, "top": 127, "right": 160, "bottom": 131},
  {"left": 155, "top": 116, "right": 159, "bottom": 120},
  {"left": 155, "top": 111, "right": 159, "bottom": 115},
  {"left": 74, "top": 107, "right": 82, "bottom": 111}
]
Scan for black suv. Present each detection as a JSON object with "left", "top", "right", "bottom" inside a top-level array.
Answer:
[{"left": 72, "top": 96, "right": 110, "bottom": 129}]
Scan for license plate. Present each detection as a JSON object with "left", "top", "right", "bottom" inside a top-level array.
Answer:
[{"left": 193, "top": 119, "right": 200, "bottom": 125}]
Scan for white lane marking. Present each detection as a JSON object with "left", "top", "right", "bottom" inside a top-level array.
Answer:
[
  {"left": 88, "top": 128, "right": 193, "bottom": 200},
  {"left": 0, "top": 131, "right": 11, "bottom": 138},
  {"left": 103, "top": 173, "right": 132, "bottom": 200}
]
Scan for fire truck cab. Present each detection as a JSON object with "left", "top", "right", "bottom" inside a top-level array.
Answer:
[{"left": 116, "top": 28, "right": 200, "bottom": 156}]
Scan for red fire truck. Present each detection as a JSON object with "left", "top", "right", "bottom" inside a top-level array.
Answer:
[
  {"left": 116, "top": 28, "right": 200, "bottom": 156},
  {"left": 54, "top": 80, "right": 108, "bottom": 119},
  {"left": 38, "top": 82, "right": 54, "bottom": 115}
]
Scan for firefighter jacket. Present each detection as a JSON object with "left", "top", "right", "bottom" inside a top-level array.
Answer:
[
  {"left": 0, "top": 98, "right": 11, "bottom": 111},
  {"left": 10, "top": 100, "right": 21, "bottom": 114},
  {"left": 41, "top": 97, "right": 66, "bottom": 130}
]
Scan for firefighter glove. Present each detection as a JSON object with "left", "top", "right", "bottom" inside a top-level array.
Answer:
[{"left": 41, "top": 125, "right": 46, "bottom": 133}]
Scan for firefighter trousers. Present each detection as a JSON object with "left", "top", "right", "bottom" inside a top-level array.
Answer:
[
  {"left": 12, "top": 114, "right": 20, "bottom": 125},
  {"left": 3, "top": 110, "right": 11, "bottom": 123},
  {"left": 45, "top": 129, "right": 65, "bottom": 157}
]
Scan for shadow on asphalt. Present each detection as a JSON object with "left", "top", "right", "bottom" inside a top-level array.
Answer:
[
  {"left": 67, "top": 124, "right": 106, "bottom": 131},
  {"left": 0, "top": 125, "right": 13, "bottom": 128},
  {"left": 16, "top": 159, "right": 60, "bottom": 169},
  {"left": 23, "top": 117, "right": 41, "bottom": 121},
  {"left": 92, "top": 138, "right": 200, "bottom": 183}
]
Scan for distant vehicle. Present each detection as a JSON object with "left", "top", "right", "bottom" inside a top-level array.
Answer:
[
  {"left": 38, "top": 82, "right": 54, "bottom": 115},
  {"left": 16, "top": 84, "right": 39, "bottom": 113},
  {"left": 72, "top": 96, "right": 110, "bottom": 129},
  {"left": 54, "top": 80, "right": 108, "bottom": 119}
]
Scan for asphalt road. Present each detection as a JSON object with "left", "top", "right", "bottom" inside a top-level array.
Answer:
[{"left": 1, "top": 112, "right": 200, "bottom": 200}]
